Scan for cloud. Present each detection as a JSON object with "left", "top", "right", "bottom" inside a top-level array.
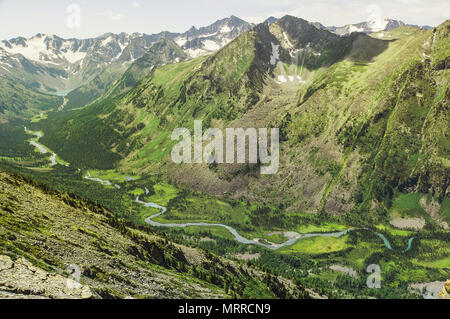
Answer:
[
  {"left": 99, "top": 11, "right": 125, "bottom": 21},
  {"left": 132, "top": 2, "right": 140, "bottom": 8}
]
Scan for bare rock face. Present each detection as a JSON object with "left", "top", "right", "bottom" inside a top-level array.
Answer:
[
  {"left": 0, "top": 255, "right": 96, "bottom": 299},
  {"left": 390, "top": 217, "right": 426, "bottom": 230},
  {"left": 420, "top": 196, "right": 449, "bottom": 230}
]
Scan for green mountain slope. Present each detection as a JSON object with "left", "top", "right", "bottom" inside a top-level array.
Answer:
[
  {"left": 278, "top": 22, "right": 449, "bottom": 216},
  {"left": 38, "top": 23, "right": 280, "bottom": 167},
  {"left": 0, "top": 77, "right": 62, "bottom": 120},
  {"left": 37, "top": 17, "right": 449, "bottom": 222},
  {"left": 0, "top": 170, "right": 309, "bottom": 299},
  {"left": 61, "top": 63, "right": 130, "bottom": 111},
  {"left": 63, "top": 38, "right": 189, "bottom": 111},
  {"left": 106, "top": 38, "right": 189, "bottom": 99}
]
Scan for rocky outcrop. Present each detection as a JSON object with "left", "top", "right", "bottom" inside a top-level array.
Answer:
[
  {"left": 420, "top": 196, "right": 449, "bottom": 230},
  {"left": 390, "top": 217, "right": 426, "bottom": 230},
  {"left": 0, "top": 255, "right": 95, "bottom": 299}
]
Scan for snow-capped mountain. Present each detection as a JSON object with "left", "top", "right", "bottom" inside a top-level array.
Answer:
[
  {"left": 0, "top": 15, "right": 433, "bottom": 96},
  {"left": 0, "top": 32, "right": 157, "bottom": 93},
  {"left": 328, "top": 18, "right": 432, "bottom": 36},
  {"left": 174, "top": 16, "right": 254, "bottom": 57},
  {"left": 0, "top": 16, "right": 252, "bottom": 94}
]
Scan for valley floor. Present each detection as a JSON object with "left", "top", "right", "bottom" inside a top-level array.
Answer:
[{"left": 0, "top": 131, "right": 448, "bottom": 298}]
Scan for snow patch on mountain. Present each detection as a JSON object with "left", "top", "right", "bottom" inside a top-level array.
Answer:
[
  {"left": 0, "top": 64, "right": 11, "bottom": 73},
  {"left": 175, "top": 37, "right": 188, "bottom": 47},
  {"left": 0, "top": 36, "right": 49, "bottom": 62},
  {"left": 348, "top": 25, "right": 364, "bottom": 34},
  {"left": 270, "top": 43, "right": 280, "bottom": 65},
  {"left": 203, "top": 40, "right": 221, "bottom": 51},
  {"left": 101, "top": 36, "right": 115, "bottom": 46},
  {"left": 283, "top": 32, "right": 294, "bottom": 49},
  {"left": 61, "top": 51, "right": 86, "bottom": 64},
  {"left": 185, "top": 48, "right": 206, "bottom": 58},
  {"left": 177, "top": 15, "right": 254, "bottom": 58},
  {"left": 367, "top": 19, "right": 390, "bottom": 32},
  {"left": 0, "top": 35, "right": 88, "bottom": 64},
  {"left": 220, "top": 25, "right": 232, "bottom": 33},
  {"left": 328, "top": 18, "right": 432, "bottom": 36}
]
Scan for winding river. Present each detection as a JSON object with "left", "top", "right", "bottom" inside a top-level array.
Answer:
[
  {"left": 136, "top": 195, "right": 352, "bottom": 250},
  {"left": 24, "top": 127, "right": 67, "bottom": 167},
  {"left": 135, "top": 193, "right": 414, "bottom": 252},
  {"left": 25, "top": 128, "right": 415, "bottom": 252}
]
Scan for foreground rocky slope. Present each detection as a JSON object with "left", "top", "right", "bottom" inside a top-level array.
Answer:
[
  {"left": 0, "top": 170, "right": 309, "bottom": 299},
  {"left": 0, "top": 255, "right": 94, "bottom": 299}
]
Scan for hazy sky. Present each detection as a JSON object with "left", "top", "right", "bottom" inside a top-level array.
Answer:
[{"left": 0, "top": 0, "right": 448, "bottom": 40}]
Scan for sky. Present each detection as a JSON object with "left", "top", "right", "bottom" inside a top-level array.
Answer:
[{"left": 0, "top": 0, "right": 448, "bottom": 40}]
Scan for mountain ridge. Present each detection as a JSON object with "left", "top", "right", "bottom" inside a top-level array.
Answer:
[
  {"left": 0, "top": 16, "right": 253, "bottom": 94},
  {"left": 36, "top": 17, "right": 449, "bottom": 221},
  {"left": 0, "top": 15, "right": 433, "bottom": 95},
  {"left": 328, "top": 18, "right": 433, "bottom": 36}
]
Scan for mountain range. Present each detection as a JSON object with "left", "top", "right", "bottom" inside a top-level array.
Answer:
[
  {"left": 0, "top": 16, "right": 434, "bottom": 110},
  {"left": 0, "top": 16, "right": 255, "bottom": 111},
  {"left": 36, "top": 15, "right": 449, "bottom": 218},
  {"left": 0, "top": 13, "right": 448, "bottom": 300},
  {"left": 1, "top": 13, "right": 447, "bottom": 217},
  {"left": 327, "top": 18, "right": 432, "bottom": 36},
  {"left": 0, "top": 16, "right": 251, "bottom": 94}
]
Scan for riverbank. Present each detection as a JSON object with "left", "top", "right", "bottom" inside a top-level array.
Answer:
[{"left": 24, "top": 127, "right": 69, "bottom": 167}]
